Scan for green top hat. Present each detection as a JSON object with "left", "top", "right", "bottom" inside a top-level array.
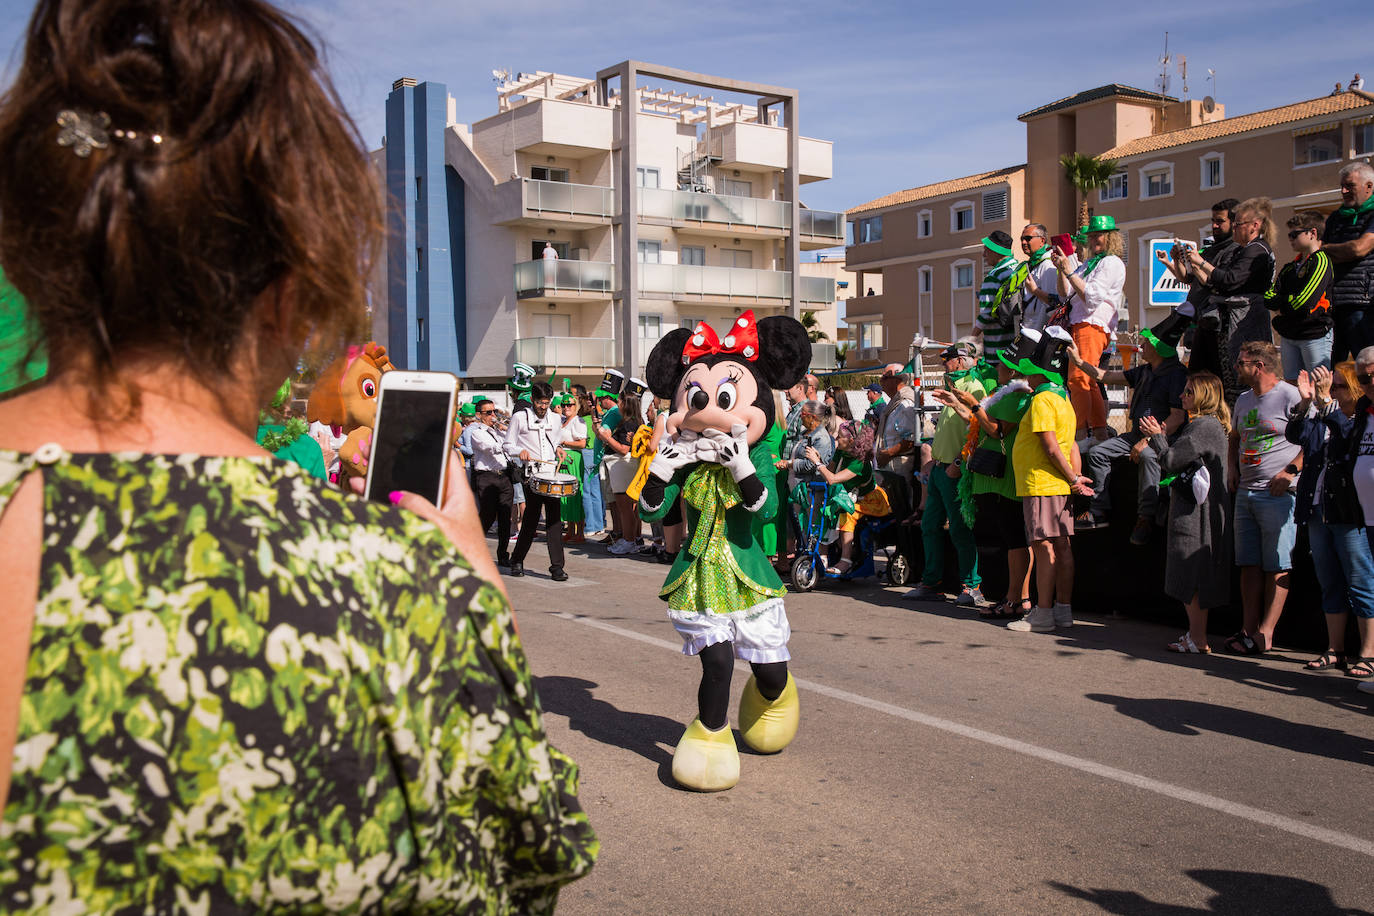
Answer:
[
  {"left": 998, "top": 327, "right": 1045, "bottom": 379},
  {"left": 1086, "top": 214, "right": 1117, "bottom": 233},
  {"left": 508, "top": 361, "right": 536, "bottom": 392},
  {"left": 1072, "top": 226, "right": 1089, "bottom": 244}
]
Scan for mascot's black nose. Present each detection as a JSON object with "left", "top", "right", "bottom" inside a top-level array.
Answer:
[{"left": 689, "top": 387, "right": 710, "bottom": 410}]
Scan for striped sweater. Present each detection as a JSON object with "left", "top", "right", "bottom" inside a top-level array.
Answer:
[
  {"left": 1265, "top": 250, "right": 1334, "bottom": 341},
  {"left": 975, "top": 255, "right": 1020, "bottom": 356}
]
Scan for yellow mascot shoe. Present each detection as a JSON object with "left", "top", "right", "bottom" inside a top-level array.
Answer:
[
  {"left": 738, "top": 673, "right": 800, "bottom": 754},
  {"left": 671, "top": 718, "right": 740, "bottom": 792}
]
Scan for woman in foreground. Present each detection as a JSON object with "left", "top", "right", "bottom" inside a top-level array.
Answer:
[{"left": 0, "top": 0, "right": 595, "bottom": 910}]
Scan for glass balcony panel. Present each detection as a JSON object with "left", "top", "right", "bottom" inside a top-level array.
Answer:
[
  {"left": 514, "top": 336, "right": 616, "bottom": 369},
  {"left": 523, "top": 178, "right": 614, "bottom": 218},
  {"left": 800, "top": 209, "right": 844, "bottom": 241},
  {"left": 637, "top": 188, "right": 790, "bottom": 231},
  {"left": 800, "top": 275, "right": 836, "bottom": 303},
  {"left": 513, "top": 259, "right": 615, "bottom": 296}
]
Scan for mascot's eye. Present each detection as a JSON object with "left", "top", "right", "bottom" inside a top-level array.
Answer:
[
  {"left": 361, "top": 378, "right": 377, "bottom": 399},
  {"left": 716, "top": 382, "right": 738, "bottom": 411}
]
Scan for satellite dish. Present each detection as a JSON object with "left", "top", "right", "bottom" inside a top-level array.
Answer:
[{"left": 1202, "top": 96, "right": 1216, "bottom": 113}]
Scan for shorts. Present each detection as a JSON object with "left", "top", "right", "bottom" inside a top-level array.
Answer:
[
  {"left": 975, "top": 492, "right": 1028, "bottom": 550},
  {"left": 837, "top": 486, "right": 891, "bottom": 533},
  {"left": 606, "top": 453, "right": 638, "bottom": 494},
  {"left": 512, "top": 480, "right": 525, "bottom": 503},
  {"left": 1023, "top": 493, "right": 1073, "bottom": 542},
  {"left": 1234, "top": 488, "right": 1297, "bottom": 571},
  {"left": 668, "top": 597, "right": 791, "bottom": 664}
]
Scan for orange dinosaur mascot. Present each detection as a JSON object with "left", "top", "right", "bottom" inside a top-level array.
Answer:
[{"left": 306, "top": 342, "right": 394, "bottom": 485}]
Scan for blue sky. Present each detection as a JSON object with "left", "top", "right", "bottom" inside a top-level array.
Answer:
[{"left": 1, "top": 0, "right": 1367, "bottom": 215}]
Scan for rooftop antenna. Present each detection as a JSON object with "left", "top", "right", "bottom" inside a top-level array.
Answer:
[
  {"left": 1207, "top": 67, "right": 1218, "bottom": 102},
  {"left": 1178, "top": 54, "right": 1189, "bottom": 99},
  {"left": 491, "top": 67, "right": 511, "bottom": 88},
  {"left": 1154, "top": 32, "right": 1172, "bottom": 100}
]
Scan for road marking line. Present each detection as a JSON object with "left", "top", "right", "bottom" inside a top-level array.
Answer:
[{"left": 552, "top": 611, "right": 1374, "bottom": 859}]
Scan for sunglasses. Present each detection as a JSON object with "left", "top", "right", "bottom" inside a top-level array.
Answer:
[
  {"left": 1287, "top": 229, "right": 1313, "bottom": 239},
  {"left": 1020, "top": 235, "right": 1041, "bottom": 241},
  {"left": 480, "top": 409, "right": 495, "bottom": 415}
]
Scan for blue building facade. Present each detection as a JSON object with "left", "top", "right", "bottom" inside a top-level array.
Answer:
[{"left": 384, "top": 79, "right": 466, "bottom": 374}]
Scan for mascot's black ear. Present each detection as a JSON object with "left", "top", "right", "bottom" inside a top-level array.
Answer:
[
  {"left": 756, "top": 316, "right": 812, "bottom": 390},
  {"left": 646, "top": 328, "right": 693, "bottom": 398}
]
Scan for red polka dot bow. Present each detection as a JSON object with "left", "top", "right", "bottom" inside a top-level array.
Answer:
[{"left": 682, "top": 310, "right": 759, "bottom": 365}]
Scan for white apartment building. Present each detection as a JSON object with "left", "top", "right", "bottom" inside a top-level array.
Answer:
[{"left": 380, "top": 62, "right": 843, "bottom": 387}]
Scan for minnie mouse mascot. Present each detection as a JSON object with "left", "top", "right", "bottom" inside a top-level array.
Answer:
[{"left": 640, "top": 309, "right": 811, "bottom": 791}]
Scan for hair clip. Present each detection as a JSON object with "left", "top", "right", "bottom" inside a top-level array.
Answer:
[
  {"left": 56, "top": 109, "right": 110, "bottom": 158},
  {"left": 56, "top": 109, "right": 164, "bottom": 158}
]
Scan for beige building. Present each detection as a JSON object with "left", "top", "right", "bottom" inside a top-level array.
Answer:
[
  {"left": 379, "top": 63, "right": 844, "bottom": 387},
  {"left": 846, "top": 83, "right": 1374, "bottom": 367}
]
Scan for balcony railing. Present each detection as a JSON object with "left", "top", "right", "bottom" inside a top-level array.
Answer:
[
  {"left": 638, "top": 187, "right": 790, "bottom": 231},
  {"left": 809, "top": 342, "right": 838, "bottom": 371},
  {"left": 637, "top": 187, "right": 844, "bottom": 243},
  {"left": 522, "top": 178, "right": 615, "bottom": 219},
  {"left": 514, "top": 259, "right": 615, "bottom": 297},
  {"left": 799, "top": 208, "right": 845, "bottom": 242},
  {"left": 639, "top": 264, "right": 835, "bottom": 304},
  {"left": 514, "top": 336, "right": 617, "bottom": 370}
]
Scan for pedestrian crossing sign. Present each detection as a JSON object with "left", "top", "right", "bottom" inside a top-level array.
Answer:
[{"left": 1148, "top": 239, "right": 1191, "bottom": 307}]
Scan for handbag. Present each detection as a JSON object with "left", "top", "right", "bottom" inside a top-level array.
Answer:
[{"left": 966, "top": 438, "right": 1007, "bottom": 478}]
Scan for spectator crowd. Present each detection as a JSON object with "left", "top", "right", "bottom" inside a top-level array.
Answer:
[{"left": 470, "top": 163, "right": 1374, "bottom": 696}]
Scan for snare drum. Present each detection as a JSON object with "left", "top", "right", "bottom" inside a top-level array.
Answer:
[{"left": 529, "top": 472, "right": 579, "bottom": 499}]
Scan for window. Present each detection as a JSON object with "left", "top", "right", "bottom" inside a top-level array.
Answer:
[
  {"left": 720, "top": 248, "right": 753, "bottom": 269},
  {"left": 636, "top": 166, "right": 660, "bottom": 188},
  {"left": 1293, "top": 124, "right": 1343, "bottom": 167},
  {"left": 917, "top": 209, "right": 933, "bottom": 238},
  {"left": 982, "top": 189, "right": 1008, "bottom": 223},
  {"left": 681, "top": 245, "right": 706, "bottom": 266},
  {"left": 953, "top": 263, "right": 974, "bottom": 289},
  {"left": 637, "top": 240, "right": 661, "bottom": 263},
  {"left": 1355, "top": 120, "right": 1373, "bottom": 157},
  {"left": 854, "top": 215, "right": 882, "bottom": 243},
  {"left": 1138, "top": 161, "right": 1174, "bottom": 199},
  {"left": 527, "top": 313, "right": 571, "bottom": 337},
  {"left": 417, "top": 317, "right": 425, "bottom": 342},
  {"left": 919, "top": 267, "right": 933, "bottom": 293},
  {"left": 951, "top": 201, "right": 974, "bottom": 232},
  {"left": 854, "top": 321, "right": 883, "bottom": 351},
  {"left": 638, "top": 314, "right": 662, "bottom": 341},
  {"left": 722, "top": 178, "right": 752, "bottom": 197},
  {"left": 1100, "top": 172, "right": 1128, "bottom": 201},
  {"left": 1200, "top": 152, "right": 1224, "bottom": 190},
  {"left": 681, "top": 316, "right": 706, "bottom": 331},
  {"left": 416, "top": 245, "right": 422, "bottom": 272},
  {"left": 416, "top": 176, "right": 422, "bottom": 202},
  {"left": 530, "top": 165, "right": 569, "bottom": 182}
]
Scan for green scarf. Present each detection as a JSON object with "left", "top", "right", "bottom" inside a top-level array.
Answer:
[
  {"left": 1033, "top": 381, "right": 1068, "bottom": 399},
  {"left": 1028, "top": 244, "right": 1052, "bottom": 268},
  {"left": 1333, "top": 192, "right": 1374, "bottom": 226},
  {"left": 945, "top": 367, "right": 974, "bottom": 386},
  {"left": 1079, "top": 252, "right": 1108, "bottom": 276},
  {"left": 683, "top": 463, "right": 740, "bottom": 559}
]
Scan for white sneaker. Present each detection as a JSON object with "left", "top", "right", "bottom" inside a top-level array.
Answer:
[
  {"left": 1053, "top": 603, "right": 1074, "bottom": 628},
  {"left": 1007, "top": 607, "right": 1056, "bottom": 633}
]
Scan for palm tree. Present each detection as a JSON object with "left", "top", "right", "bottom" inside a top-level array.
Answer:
[
  {"left": 800, "top": 310, "right": 829, "bottom": 343},
  {"left": 1060, "top": 152, "right": 1118, "bottom": 230}
]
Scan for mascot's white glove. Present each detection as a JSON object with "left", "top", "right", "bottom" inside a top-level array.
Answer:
[
  {"left": 649, "top": 429, "right": 699, "bottom": 482},
  {"left": 698, "top": 424, "right": 754, "bottom": 483}
]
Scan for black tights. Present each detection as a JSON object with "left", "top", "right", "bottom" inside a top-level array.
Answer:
[{"left": 697, "top": 641, "right": 789, "bottom": 731}]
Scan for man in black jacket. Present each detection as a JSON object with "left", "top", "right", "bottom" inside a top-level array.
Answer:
[{"left": 1323, "top": 162, "right": 1374, "bottom": 362}]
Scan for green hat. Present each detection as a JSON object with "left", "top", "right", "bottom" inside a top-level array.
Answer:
[
  {"left": 1072, "top": 226, "right": 1088, "bottom": 244},
  {"left": 458, "top": 401, "right": 477, "bottom": 417},
  {"left": 1139, "top": 328, "right": 1176, "bottom": 359},
  {"left": 508, "top": 361, "right": 536, "bottom": 392},
  {"left": 1086, "top": 214, "right": 1117, "bottom": 233}
]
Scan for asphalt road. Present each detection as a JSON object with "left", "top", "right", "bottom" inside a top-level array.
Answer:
[{"left": 500, "top": 537, "right": 1374, "bottom": 915}]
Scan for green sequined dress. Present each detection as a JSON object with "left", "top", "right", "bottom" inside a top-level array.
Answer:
[{"left": 0, "top": 447, "right": 597, "bottom": 913}]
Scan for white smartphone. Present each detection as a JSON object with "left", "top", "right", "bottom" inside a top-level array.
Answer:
[{"left": 363, "top": 370, "right": 458, "bottom": 507}]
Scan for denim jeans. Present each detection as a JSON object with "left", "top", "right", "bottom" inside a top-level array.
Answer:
[
  {"left": 1278, "top": 330, "right": 1332, "bottom": 379},
  {"left": 1308, "top": 518, "right": 1374, "bottom": 618},
  {"left": 1332, "top": 307, "right": 1374, "bottom": 364},
  {"left": 1233, "top": 488, "right": 1297, "bottom": 571},
  {"left": 1084, "top": 431, "right": 1161, "bottom": 517}
]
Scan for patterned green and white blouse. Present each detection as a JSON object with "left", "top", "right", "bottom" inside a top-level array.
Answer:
[{"left": 0, "top": 446, "right": 597, "bottom": 913}]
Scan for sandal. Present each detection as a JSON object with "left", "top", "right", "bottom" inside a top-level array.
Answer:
[
  {"left": 1167, "top": 633, "right": 1211, "bottom": 654},
  {"left": 1222, "top": 631, "right": 1266, "bottom": 656},
  {"left": 1304, "top": 651, "right": 1346, "bottom": 671},
  {"left": 981, "top": 599, "right": 1030, "bottom": 620},
  {"left": 1348, "top": 657, "right": 1374, "bottom": 679}
]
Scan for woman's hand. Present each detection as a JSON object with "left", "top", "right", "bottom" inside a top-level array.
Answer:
[
  {"left": 1311, "top": 364, "right": 1333, "bottom": 399},
  {"left": 803, "top": 445, "right": 820, "bottom": 465},
  {"left": 1137, "top": 415, "right": 1164, "bottom": 438},
  {"left": 1296, "top": 369, "right": 1315, "bottom": 401}
]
